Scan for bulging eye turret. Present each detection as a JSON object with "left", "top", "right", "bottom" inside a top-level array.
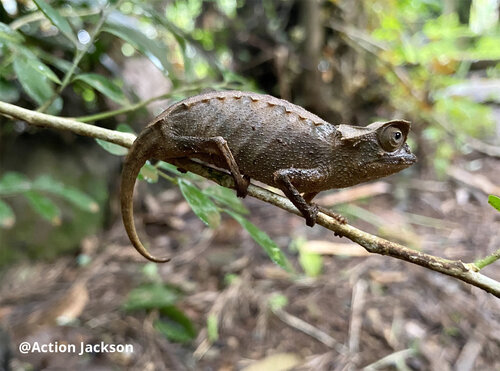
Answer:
[{"left": 379, "top": 125, "right": 405, "bottom": 152}]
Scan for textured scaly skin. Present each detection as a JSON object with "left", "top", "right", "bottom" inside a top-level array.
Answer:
[{"left": 121, "top": 90, "right": 417, "bottom": 262}]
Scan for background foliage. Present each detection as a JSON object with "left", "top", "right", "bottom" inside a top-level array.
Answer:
[{"left": 0, "top": 1, "right": 499, "bottom": 367}]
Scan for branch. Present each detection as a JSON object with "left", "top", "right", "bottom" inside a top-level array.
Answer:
[
  {"left": 1, "top": 100, "right": 499, "bottom": 298},
  {"left": 0, "top": 101, "right": 135, "bottom": 147}
]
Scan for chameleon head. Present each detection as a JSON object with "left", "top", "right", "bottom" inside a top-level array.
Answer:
[{"left": 336, "top": 119, "right": 417, "bottom": 185}]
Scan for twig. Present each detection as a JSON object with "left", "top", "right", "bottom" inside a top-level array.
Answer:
[
  {"left": 0, "top": 101, "right": 135, "bottom": 147},
  {"left": 315, "top": 181, "right": 390, "bottom": 207},
  {"left": 272, "top": 307, "right": 346, "bottom": 354},
  {"left": 453, "top": 334, "right": 484, "bottom": 371},
  {"left": 474, "top": 248, "right": 500, "bottom": 270},
  {"left": 447, "top": 166, "right": 500, "bottom": 195},
  {"left": 362, "top": 348, "right": 416, "bottom": 371},
  {"left": 10, "top": 8, "right": 102, "bottom": 30},
  {"left": 348, "top": 280, "right": 367, "bottom": 354},
  {"left": 38, "top": 1, "right": 122, "bottom": 112},
  {"left": 1, "top": 100, "right": 500, "bottom": 298},
  {"left": 75, "top": 94, "right": 167, "bottom": 123},
  {"left": 75, "top": 81, "right": 235, "bottom": 122}
]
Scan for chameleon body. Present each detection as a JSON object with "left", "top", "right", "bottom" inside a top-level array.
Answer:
[{"left": 121, "top": 90, "right": 416, "bottom": 262}]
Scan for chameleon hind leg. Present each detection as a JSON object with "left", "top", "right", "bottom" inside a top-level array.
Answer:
[{"left": 163, "top": 135, "right": 250, "bottom": 197}]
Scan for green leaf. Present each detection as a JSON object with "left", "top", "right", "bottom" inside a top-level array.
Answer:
[
  {"left": 157, "top": 161, "right": 205, "bottom": 182},
  {"left": 32, "top": 175, "right": 99, "bottom": 213},
  {"left": 299, "top": 249, "right": 323, "bottom": 278},
  {"left": 39, "top": 51, "right": 74, "bottom": 73},
  {"left": 157, "top": 161, "right": 184, "bottom": 176},
  {"left": 33, "top": 0, "right": 77, "bottom": 45},
  {"left": 122, "top": 284, "right": 178, "bottom": 311},
  {"left": 73, "top": 73, "right": 127, "bottom": 105},
  {"left": 207, "top": 314, "right": 219, "bottom": 342},
  {"left": 488, "top": 195, "right": 500, "bottom": 212},
  {"left": 117, "top": 123, "right": 135, "bottom": 134},
  {"left": 138, "top": 162, "right": 159, "bottom": 183},
  {"left": 142, "top": 262, "right": 160, "bottom": 281},
  {"left": 13, "top": 54, "right": 54, "bottom": 106},
  {"left": 95, "top": 141, "right": 127, "bottom": 155},
  {"left": 103, "top": 22, "right": 172, "bottom": 74},
  {"left": 155, "top": 305, "right": 197, "bottom": 343},
  {"left": 143, "top": 8, "right": 192, "bottom": 81},
  {"left": 24, "top": 191, "right": 61, "bottom": 225},
  {"left": 178, "top": 179, "right": 221, "bottom": 228},
  {"left": 268, "top": 293, "right": 288, "bottom": 312},
  {"left": 226, "top": 210, "right": 294, "bottom": 272},
  {"left": 0, "top": 200, "right": 15, "bottom": 228},
  {"left": 0, "top": 171, "right": 31, "bottom": 195},
  {"left": 203, "top": 185, "right": 248, "bottom": 215},
  {"left": 16, "top": 48, "right": 62, "bottom": 84},
  {"left": 0, "top": 22, "right": 24, "bottom": 43},
  {"left": 0, "top": 79, "right": 20, "bottom": 103},
  {"left": 294, "top": 234, "right": 322, "bottom": 277},
  {"left": 95, "top": 124, "right": 134, "bottom": 156}
]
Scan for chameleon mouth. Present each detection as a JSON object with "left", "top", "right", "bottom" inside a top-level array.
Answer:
[
  {"left": 377, "top": 147, "right": 417, "bottom": 166},
  {"left": 397, "top": 151, "right": 417, "bottom": 165},
  {"left": 390, "top": 143, "right": 417, "bottom": 166}
]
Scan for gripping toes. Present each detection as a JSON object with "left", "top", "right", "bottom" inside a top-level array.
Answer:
[
  {"left": 236, "top": 175, "right": 250, "bottom": 198},
  {"left": 305, "top": 203, "right": 319, "bottom": 227}
]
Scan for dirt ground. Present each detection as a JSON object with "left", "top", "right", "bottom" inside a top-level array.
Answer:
[{"left": 0, "top": 157, "right": 499, "bottom": 371}]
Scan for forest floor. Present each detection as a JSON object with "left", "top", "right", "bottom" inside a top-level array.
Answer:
[{"left": 1, "top": 157, "right": 499, "bottom": 371}]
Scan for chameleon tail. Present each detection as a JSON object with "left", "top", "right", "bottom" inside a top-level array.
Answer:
[{"left": 120, "top": 126, "right": 170, "bottom": 263}]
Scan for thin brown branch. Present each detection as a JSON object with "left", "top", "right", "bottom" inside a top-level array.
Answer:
[
  {"left": 0, "top": 101, "right": 135, "bottom": 147},
  {"left": 1, "top": 100, "right": 499, "bottom": 298}
]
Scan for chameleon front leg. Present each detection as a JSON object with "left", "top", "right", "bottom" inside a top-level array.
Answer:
[
  {"left": 273, "top": 169, "right": 347, "bottom": 226},
  {"left": 273, "top": 168, "right": 324, "bottom": 227},
  {"left": 168, "top": 135, "right": 250, "bottom": 197}
]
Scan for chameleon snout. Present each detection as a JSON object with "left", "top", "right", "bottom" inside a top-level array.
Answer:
[{"left": 400, "top": 144, "right": 417, "bottom": 165}]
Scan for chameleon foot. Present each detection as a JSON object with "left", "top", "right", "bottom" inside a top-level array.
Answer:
[
  {"left": 305, "top": 203, "right": 319, "bottom": 227},
  {"left": 317, "top": 206, "right": 347, "bottom": 224},
  {"left": 235, "top": 175, "right": 250, "bottom": 198}
]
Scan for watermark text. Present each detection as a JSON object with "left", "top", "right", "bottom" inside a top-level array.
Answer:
[{"left": 19, "top": 341, "right": 133, "bottom": 356}]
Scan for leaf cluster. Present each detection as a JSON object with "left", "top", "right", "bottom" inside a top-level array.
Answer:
[
  {"left": 0, "top": 0, "right": 254, "bottom": 115},
  {"left": 0, "top": 171, "right": 98, "bottom": 228},
  {"left": 365, "top": 0, "right": 500, "bottom": 175}
]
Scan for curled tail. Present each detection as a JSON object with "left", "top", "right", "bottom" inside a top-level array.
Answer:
[{"left": 121, "top": 126, "right": 170, "bottom": 263}]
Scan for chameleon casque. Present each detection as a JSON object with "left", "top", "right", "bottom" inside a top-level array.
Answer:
[{"left": 121, "top": 90, "right": 417, "bottom": 262}]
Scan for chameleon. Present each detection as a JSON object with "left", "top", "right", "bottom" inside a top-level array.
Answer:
[{"left": 121, "top": 90, "right": 417, "bottom": 262}]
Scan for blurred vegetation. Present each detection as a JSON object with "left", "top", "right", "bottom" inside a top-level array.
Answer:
[
  {"left": 0, "top": 0, "right": 499, "bottom": 350},
  {"left": 363, "top": 0, "right": 499, "bottom": 175},
  {"left": 0, "top": 0, "right": 499, "bottom": 268},
  {"left": 118, "top": 262, "right": 198, "bottom": 343}
]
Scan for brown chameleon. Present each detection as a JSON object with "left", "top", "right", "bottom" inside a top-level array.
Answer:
[{"left": 121, "top": 90, "right": 416, "bottom": 262}]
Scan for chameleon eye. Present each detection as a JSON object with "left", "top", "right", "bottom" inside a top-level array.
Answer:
[{"left": 379, "top": 126, "right": 404, "bottom": 152}]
